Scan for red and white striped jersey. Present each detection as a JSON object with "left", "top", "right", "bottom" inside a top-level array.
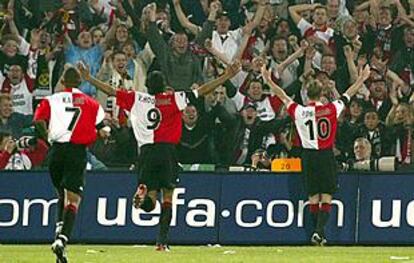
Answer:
[
  {"left": 34, "top": 88, "right": 105, "bottom": 145},
  {"left": 287, "top": 96, "right": 349, "bottom": 150},
  {"left": 116, "top": 90, "right": 197, "bottom": 147}
]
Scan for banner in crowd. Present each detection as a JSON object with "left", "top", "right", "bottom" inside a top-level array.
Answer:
[{"left": 0, "top": 171, "right": 413, "bottom": 244}]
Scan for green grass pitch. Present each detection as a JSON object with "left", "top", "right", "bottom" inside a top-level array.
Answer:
[{"left": 0, "top": 245, "right": 413, "bottom": 263}]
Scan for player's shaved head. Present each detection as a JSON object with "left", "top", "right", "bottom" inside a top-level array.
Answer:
[
  {"left": 146, "top": 71, "right": 166, "bottom": 95},
  {"left": 306, "top": 79, "right": 323, "bottom": 101},
  {"left": 62, "top": 68, "right": 82, "bottom": 88}
]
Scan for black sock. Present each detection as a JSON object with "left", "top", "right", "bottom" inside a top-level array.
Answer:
[
  {"left": 60, "top": 204, "right": 78, "bottom": 242},
  {"left": 309, "top": 204, "right": 319, "bottom": 230},
  {"left": 56, "top": 191, "right": 64, "bottom": 222},
  {"left": 55, "top": 191, "right": 64, "bottom": 239},
  {"left": 140, "top": 196, "right": 155, "bottom": 212},
  {"left": 156, "top": 202, "right": 172, "bottom": 245},
  {"left": 316, "top": 203, "right": 332, "bottom": 237}
]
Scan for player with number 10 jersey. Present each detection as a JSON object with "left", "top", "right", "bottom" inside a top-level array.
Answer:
[{"left": 262, "top": 64, "right": 371, "bottom": 246}]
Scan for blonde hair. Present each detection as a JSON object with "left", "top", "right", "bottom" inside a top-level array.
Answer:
[{"left": 305, "top": 79, "right": 322, "bottom": 100}]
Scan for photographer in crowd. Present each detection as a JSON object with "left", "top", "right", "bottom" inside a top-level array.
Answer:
[
  {"left": 0, "top": 130, "right": 48, "bottom": 170},
  {"left": 340, "top": 137, "right": 396, "bottom": 172}
]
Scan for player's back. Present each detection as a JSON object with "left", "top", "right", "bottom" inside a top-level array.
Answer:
[
  {"left": 128, "top": 91, "right": 188, "bottom": 147},
  {"left": 36, "top": 88, "right": 103, "bottom": 145},
  {"left": 287, "top": 100, "right": 345, "bottom": 150}
]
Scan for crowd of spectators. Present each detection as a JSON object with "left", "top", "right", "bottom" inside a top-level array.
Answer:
[{"left": 0, "top": 0, "right": 413, "bottom": 171}]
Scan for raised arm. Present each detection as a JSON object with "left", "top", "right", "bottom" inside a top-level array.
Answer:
[
  {"left": 382, "top": 0, "right": 414, "bottom": 27},
  {"left": 101, "top": 19, "right": 119, "bottom": 50},
  {"left": 63, "top": 31, "right": 73, "bottom": 47},
  {"left": 355, "top": 1, "right": 370, "bottom": 11},
  {"left": 137, "top": 42, "right": 155, "bottom": 70},
  {"left": 144, "top": 3, "right": 168, "bottom": 64},
  {"left": 261, "top": 65, "right": 293, "bottom": 106},
  {"left": 5, "top": 8, "right": 29, "bottom": 53},
  {"left": 303, "top": 46, "right": 316, "bottom": 77},
  {"left": 173, "top": 0, "right": 201, "bottom": 36},
  {"left": 343, "top": 45, "right": 358, "bottom": 83},
  {"left": 369, "top": 0, "right": 380, "bottom": 24},
  {"left": 234, "top": 25, "right": 253, "bottom": 61},
  {"left": 78, "top": 63, "right": 116, "bottom": 96},
  {"left": 197, "top": 61, "right": 241, "bottom": 96},
  {"left": 96, "top": 50, "right": 114, "bottom": 81},
  {"left": 276, "top": 40, "right": 308, "bottom": 77},
  {"left": 386, "top": 68, "right": 407, "bottom": 89},
  {"left": 242, "top": 0, "right": 267, "bottom": 35},
  {"left": 205, "top": 39, "right": 232, "bottom": 65},
  {"left": 194, "top": 1, "right": 219, "bottom": 45},
  {"left": 288, "top": 3, "right": 317, "bottom": 25},
  {"left": 343, "top": 65, "right": 371, "bottom": 98},
  {"left": 385, "top": 104, "right": 397, "bottom": 127}
]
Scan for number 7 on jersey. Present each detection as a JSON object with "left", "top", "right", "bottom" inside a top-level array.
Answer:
[{"left": 65, "top": 107, "right": 81, "bottom": 131}]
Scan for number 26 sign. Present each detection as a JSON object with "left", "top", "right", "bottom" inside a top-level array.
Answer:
[{"left": 271, "top": 158, "right": 302, "bottom": 172}]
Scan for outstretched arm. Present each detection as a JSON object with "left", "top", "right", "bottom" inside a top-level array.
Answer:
[
  {"left": 78, "top": 63, "right": 116, "bottom": 96},
  {"left": 343, "top": 65, "right": 371, "bottom": 98},
  {"left": 197, "top": 61, "right": 242, "bottom": 97},
  {"left": 261, "top": 65, "right": 293, "bottom": 106}
]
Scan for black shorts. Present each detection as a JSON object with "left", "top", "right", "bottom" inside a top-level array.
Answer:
[
  {"left": 49, "top": 143, "right": 87, "bottom": 195},
  {"left": 137, "top": 143, "right": 179, "bottom": 191},
  {"left": 301, "top": 148, "right": 338, "bottom": 196}
]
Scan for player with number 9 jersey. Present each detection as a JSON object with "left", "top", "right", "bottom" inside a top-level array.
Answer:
[
  {"left": 78, "top": 61, "right": 241, "bottom": 250},
  {"left": 116, "top": 89, "right": 195, "bottom": 148}
]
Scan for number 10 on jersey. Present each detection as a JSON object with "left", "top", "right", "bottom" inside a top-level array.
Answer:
[{"left": 304, "top": 118, "right": 331, "bottom": 140}]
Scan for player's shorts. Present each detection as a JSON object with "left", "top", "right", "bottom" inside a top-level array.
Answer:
[
  {"left": 137, "top": 143, "right": 179, "bottom": 191},
  {"left": 301, "top": 148, "right": 338, "bottom": 196},
  {"left": 48, "top": 143, "right": 87, "bottom": 196}
]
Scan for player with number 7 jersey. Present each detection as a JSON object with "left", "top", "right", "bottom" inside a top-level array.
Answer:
[
  {"left": 78, "top": 61, "right": 241, "bottom": 251},
  {"left": 33, "top": 67, "right": 110, "bottom": 263},
  {"left": 34, "top": 87, "right": 105, "bottom": 145},
  {"left": 261, "top": 64, "right": 371, "bottom": 246}
]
